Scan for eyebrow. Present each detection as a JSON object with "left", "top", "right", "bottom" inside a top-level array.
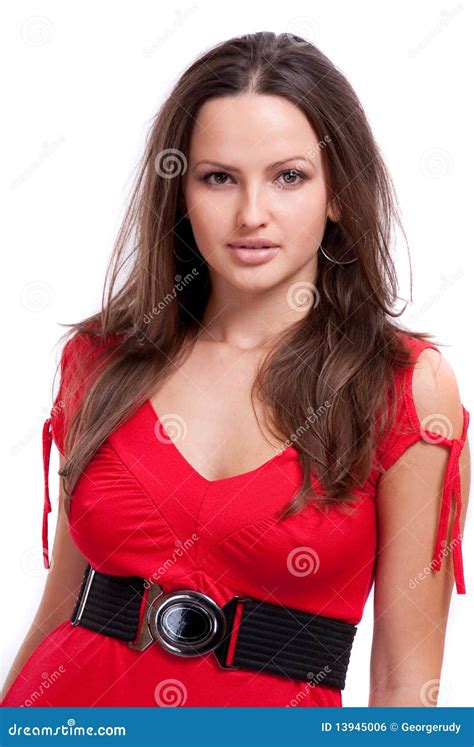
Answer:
[{"left": 193, "top": 156, "right": 311, "bottom": 173}]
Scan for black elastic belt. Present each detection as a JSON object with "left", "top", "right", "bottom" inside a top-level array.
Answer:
[{"left": 71, "top": 564, "right": 357, "bottom": 690}]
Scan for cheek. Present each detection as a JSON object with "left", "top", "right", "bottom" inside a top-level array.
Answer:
[
  {"left": 282, "top": 187, "right": 328, "bottom": 245},
  {"left": 184, "top": 190, "right": 222, "bottom": 249}
]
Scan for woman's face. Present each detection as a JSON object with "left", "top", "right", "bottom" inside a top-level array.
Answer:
[{"left": 181, "top": 93, "right": 336, "bottom": 292}]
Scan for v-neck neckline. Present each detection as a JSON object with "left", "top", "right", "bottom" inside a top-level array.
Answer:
[{"left": 144, "top": 399, "right": 297, "bottom": 486}]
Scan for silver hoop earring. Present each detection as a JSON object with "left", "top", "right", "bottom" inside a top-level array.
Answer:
[{"left": 319, "top": 245, "right": 358, "bottom": 265}]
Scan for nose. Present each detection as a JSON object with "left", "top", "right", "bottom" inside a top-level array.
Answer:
[{"left": 235, "top": 184, "right": 270, "bottom": 228}]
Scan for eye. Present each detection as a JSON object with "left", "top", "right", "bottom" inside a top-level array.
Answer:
[
  {"left": 276, "top": 169, "right": 306, "bottom": 187},
  {"left": 198, "top": 168, "right": 307, "bottom": 188},
  {"left": 200, "top": 171, "right": 232, "bottom": 186}
]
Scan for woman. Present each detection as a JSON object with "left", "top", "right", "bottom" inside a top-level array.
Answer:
[{"left": 2, "top": 31, "right": 470, "bottom": 708}]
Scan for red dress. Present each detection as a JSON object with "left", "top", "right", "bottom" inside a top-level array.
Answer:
[{"left": 2, "top": 331, "right": 469, "bottom": 707}]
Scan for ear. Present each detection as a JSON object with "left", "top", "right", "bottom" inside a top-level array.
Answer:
[{"left": 327, "top": 199, "right": 341, "bottom": 222}]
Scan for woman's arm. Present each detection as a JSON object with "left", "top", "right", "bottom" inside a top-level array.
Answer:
[
  {"left": 1, "top": 454, "right": 89, "bottom": 700},
  {"left": 369, "top": 348, "right": 471, "bottom": 706}
]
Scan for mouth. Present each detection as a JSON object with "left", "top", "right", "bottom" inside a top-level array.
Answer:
[
  {"left": 228, "top": 240, "right": 279, "bottom": 249},
  {"left": 226, "top": 244, "right": 280, "bottom": 266}
]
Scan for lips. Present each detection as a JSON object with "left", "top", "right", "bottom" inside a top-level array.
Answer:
[
  {"left": 226, "top": 243, "right": 280, "bottom": 266},
  {"left": 228, "top": 239, "right": 279, "bottom": 249}
]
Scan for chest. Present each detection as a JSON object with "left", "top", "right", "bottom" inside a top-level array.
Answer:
[{"left": 149, "top": 341, "right": 288, "bottom": 481}]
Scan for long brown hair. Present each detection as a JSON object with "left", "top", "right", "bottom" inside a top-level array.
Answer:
[{"left": 54, "top": 31, "right": 437, "bottom": 521}]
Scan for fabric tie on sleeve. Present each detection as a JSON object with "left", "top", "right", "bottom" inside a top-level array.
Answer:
[
  {"left": 42, "top": 417, "right": 53, "bottom": 569},
  {"left": 429, "top": 406, "right": 469, "bottom": 595}
]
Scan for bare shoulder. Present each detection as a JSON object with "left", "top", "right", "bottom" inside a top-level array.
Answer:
[{"left": 411, "top": 347, "right": 464, "bottom": 438}]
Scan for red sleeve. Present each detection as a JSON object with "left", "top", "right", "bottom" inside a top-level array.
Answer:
[
  {"left": 49, "top": 336, "right": 74, "bottom": 457},
  {"left": 42, "top": 330, "right": 120, "bottom": 569},
  {"left": 376, "top": 334, "right": 470, "bottom": 595},
  {"left": 42, "top": 335, "right": 76, "bottom": 569}
]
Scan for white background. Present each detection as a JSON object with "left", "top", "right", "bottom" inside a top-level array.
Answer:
[{"left": 2, "top": 0, "right": 473, "bottom": 707}]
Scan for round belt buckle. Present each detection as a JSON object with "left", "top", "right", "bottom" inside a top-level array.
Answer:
[{"left": 149, "top": 590, "right": 227, "bottom": 657}]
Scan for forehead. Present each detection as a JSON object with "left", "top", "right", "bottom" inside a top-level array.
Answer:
[{"left": 188, "top": 94, "right": 321, "bottom": 167}]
